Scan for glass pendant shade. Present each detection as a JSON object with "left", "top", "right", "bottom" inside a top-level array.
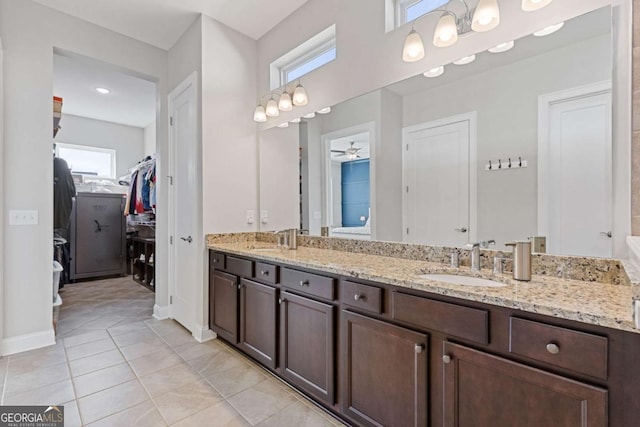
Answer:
[
  {"left": 472, "top": 0, "right": 500, "bottom": 32},
  {"left": 253, "top": 105, "right": 267, "bottom": 122},
  {"left": 303, "top": 112, "right": 315, "bottom": 119},
  {"left": 423, "top": 66, "right": 444, "bottom": 78},
  {"left": 317, "top": 107, "right": 331, "bottom": 114},
  {"left": 277, "top": 122, "right": 289, "bottom": 128},
  {"left": 433, "top": 14, "right": 458, "bottom": 47},
  {"left": 522, "top": 0, "right": 553, "bottom": 12},
  {"left": 266, "top": 98, "right": 280, "bottom": 117},
  {"left": 402, "top": 29, "right": 425, "bottom": 62},
  {"left": 488, "top": 40, "right": 514, "bottom": 53},
  {"left": 292, "top": 84, "right": 309, "bottom": 106},
  {"left": 278, "top": 92, "right": 293, "bottom": 111},
  {"left": 533, "top": 22, "right": 564, "bottom": 37}
]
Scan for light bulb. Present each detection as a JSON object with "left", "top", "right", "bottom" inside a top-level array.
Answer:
[
  {"left": 265, "top": 98, "right": 279, "bottom": 117},
  {"left": 453, "top": 55, "right": 476, "bottom": 65},
  {"left": 423, "top": 66, "right": 444, "bottom": 78},
  {"left": 278, "top": 92, "right": 292, "bottom": 111},
  {"left": 472, "top": 0, "right": 500, "bottom": 32},
  {"left": 277, "top": 122, "right": 289, "bottom": 128},
  {"left": 533, "top": 22, "right": 564, "bottom": 37},
  {"left": 488, "top": 40, "right": 514, "bottom": 53},
  {"left": 292, "top": 84, "right": 308, "bottom": 106},
  {"left": 253, "top": 105, "right": 267, "bottom": 123},
  {"left": 303, "top": 112, "right": 316, "bottom": 119},
  {"left": 433, "top": 14, "right": 458, "bottom": 48},
  {"left": 317, "top": 107, "right": 331, "bottom": 114},
  {"left": 402, "top": 29, "right": 425, "bottom": 62},
  {"left": 522, "top": 0, "right": 553, "bottom": 12}
]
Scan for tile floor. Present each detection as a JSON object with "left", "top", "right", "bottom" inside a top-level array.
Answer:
[{"left": 0, "top": 277, "right": 347, "bottom": 426}]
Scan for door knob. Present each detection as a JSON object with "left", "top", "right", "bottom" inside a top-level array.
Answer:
[
  {"left": 454, "top": 227, "right": 468, "bottom": 233},
  {"left": 180, "top": 236, "right": 193, "bottom": 243},
  {"left": 600, "top": 231, "right": 612, "bottom": 238}
]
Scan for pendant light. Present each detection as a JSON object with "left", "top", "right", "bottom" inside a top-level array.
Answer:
[
  {"left": 278, "top": 91, "right": 293, "bottom": 112},
  {"left": 423, "top": 66, "right": 444, "bottom": 78},
  {"left": 317, "top": 107, "right": 331, "bottom": 114},
  {"left": 402, "top": 29, "right": 425, "bottom": 62},
  {"left": 533, "top": 22, "right": 564, "bottom": 37},
  {"left": 277, "top": 122, "right": 289, "bottom": 128},
  {"left": 488, "top": 40, "right": 514, "bottom": 53},
  {"left": 290, "top": 117, "right": 301, "bottom": 123},
  {"left": 522, "top": 0, "right": 553, "bottom": 12},
  {"left": 265, "top": 97, "right": 279, "bottom": 117},
  {"left": 453, "top": 54, "right": 476, "bottom": 65},
  {"left": 433, "top": 13, "right": 458, "bottom": 48},
  {"left": 253, "top": 105, "right": 267, "bottom": 123},
  {"left": 292, "top": 83, "right": 309, "bottom": 106},
  {"left": 303, "top": 112, "right": 316, "bottom": 119},
  {"left": 472, "top": 0, "right": 500, "bottom": 32}
]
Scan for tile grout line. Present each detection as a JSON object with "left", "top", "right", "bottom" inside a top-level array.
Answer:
[{"left": 60, "top": 340, "right": 84, "bottom": 426}]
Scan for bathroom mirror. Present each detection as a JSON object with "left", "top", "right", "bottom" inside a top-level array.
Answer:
[{"left": 260, "top": 6, "right": 624, "bottom": 258}]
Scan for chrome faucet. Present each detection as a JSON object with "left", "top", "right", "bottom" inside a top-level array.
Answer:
[
  {"left": 272, "top": 228, "right": 298, "bottom": 249},
  {"left": 480, "top": 239, "right": 496, "bottom": 248},
  {"left": 468, "top": 242, "right": 481, "bottom": 271}
]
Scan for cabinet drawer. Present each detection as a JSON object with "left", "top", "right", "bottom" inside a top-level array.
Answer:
[
  {"left": 210, "top": 251, "right": 225, "bottom": 269},
  {"left": 392, "top": 292, "right": 489, "bottom": 345},
  {"left": 281, "top": 268, "right": 335, "bottom": 301},
  {"left": 341, "top": 281, "right": 382, "bottom": 314},
  {"left": 509, "top": 317, "right": 608, "bottom": 380},
  {"left": 254, "top": 262, "right": 278, "bottom": 284},
  {"left": 226, "top": 256, "right": 254, "bottom": 278}
]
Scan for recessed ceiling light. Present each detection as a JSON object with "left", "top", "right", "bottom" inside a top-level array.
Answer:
[
  {"left": 453, "top": 55, "right": 476, "bottom": 65},
  {"left": 290, "top": 117, "right": 302, "bottom": 123},
  {"left": 533, "top": 22, "right": 564, "bottom": 37},
  {"left": 488, "top": 40, "right": 514, "bottom": 53},
  {"left": 277, "top": 122, "right": 289, "bottom": 128},
  {"left": 317, "top": 107, "right": 331, "bottom": 114},
  {"left": 423, "top": 66, "right": 445, "bottom": 78},
  {"left": 303, "top": 112, "right": 316, "bottom": 119},
  {"left": 95, "top": 87, "right": 111, "bottom": 94}
]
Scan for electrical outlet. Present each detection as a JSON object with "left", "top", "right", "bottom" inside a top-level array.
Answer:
[
  {"left": 9, "top": 210, "right": 38, "bottom": 225},
  {"left": 246, "top": 210, "right": 255, "bottom": 224},
  {"left": 260, "top": 210, "right": 269, "bottom": 224}
]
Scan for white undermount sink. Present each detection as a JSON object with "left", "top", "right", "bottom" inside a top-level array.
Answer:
[{"left": 417, "top": 274, "right": 508, "bottom": 288}]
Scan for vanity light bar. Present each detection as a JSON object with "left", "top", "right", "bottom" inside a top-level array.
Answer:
[{"left": 485, "top": 157, "right": 528, "bottom": 171}]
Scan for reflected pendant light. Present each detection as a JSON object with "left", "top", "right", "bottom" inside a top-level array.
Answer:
[
  {"left": 266, "top": 98, "right": 280, "bottom": 117},
  {"left": 472, "top": 0, "right": 500, "bottom": 32},
  {"left": 292, "top": 84, "right": 309, "bottom": 106},
  {"left": 522, "top": 0, "right": 553, "bottom": 12},
  {"left": 433, "top": 13, "right": 458, "bottom": 48},
  {"left": 488, "top": 40, "right": 514, "bottom": 53},
  {"left": 278, "top": 91, "right": 293, "bottom": 111},
  {"left": 317, "top": 107, "right": 331, "bottom": 114},
  {"left": 533, "top": 22, "right": 564, "bottom": 37},
  {"left": 277, "top": 122, "right": 289, "bottom": 128},
  {"left": 402, "top": 29, "right": 425, "bottom": 62},
  {"left": 453, "top": 55, "right": 476, "bottom": 65},
  {"left": 253, "top": 105, "right": 267, "bottom": 123},
  {"left": 423, "top": 66, "right": 444, "bottom": 78}
]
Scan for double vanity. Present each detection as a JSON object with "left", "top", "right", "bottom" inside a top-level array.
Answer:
[{"left": 207, "top": 233, "right": 640, "bottom": 427}]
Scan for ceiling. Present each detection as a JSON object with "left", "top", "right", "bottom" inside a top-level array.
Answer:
[
  {"left": 54, "top": 53, "right": 156, "bottom": 128},
  {"left": 33, "top": 0, "right": 310, "bottom": 49},
  {"left": 330, "top": 132, "right": 370, "bottom": 163}
]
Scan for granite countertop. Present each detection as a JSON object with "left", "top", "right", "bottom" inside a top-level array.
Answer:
[{"left": 208, "top": 241, "right": 638, "bottom": 334}]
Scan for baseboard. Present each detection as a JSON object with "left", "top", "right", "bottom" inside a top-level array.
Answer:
[
  {"left": 193, "top": 324, "right": 216, "bottom": 343},
  {"left": 153, "top": 304, "right": 170, "bottom": 320},
  {"left": 2, "top": 328, "right": 56, "bottom": 356}
]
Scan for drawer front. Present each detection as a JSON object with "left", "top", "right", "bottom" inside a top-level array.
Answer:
[
  {"left": 210, "top": 251, "right": 225, "bottom": 270},
  {"left": 509, "top": 317, "right": 608, "bottom": 380},
  {"left": 254, "top": 262, "right": 279, "bottom": 284},
  {"left": 392, "top": 292, "right": 489, "bottom": 345},
  {"left": 281, "top": 268, "right": 335, "bottom": 301},
  {"left": 341, "top": 281, "right": 383, "bottom": 314},
  {"left": 226, "top": 256, "right": 254, "bottom": 278}
]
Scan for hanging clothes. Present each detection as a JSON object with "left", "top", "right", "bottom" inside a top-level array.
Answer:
[{"left": 125, "top": 157, "right": 156, "bottom": 216}]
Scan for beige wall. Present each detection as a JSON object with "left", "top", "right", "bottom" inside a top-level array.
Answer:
[{"left": 634, "top": 0, "right": 640, "bottom": 234}]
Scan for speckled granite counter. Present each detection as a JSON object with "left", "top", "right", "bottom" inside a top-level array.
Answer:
[{"left": 207, "top": 239, "right": 638, "bottom": 334}]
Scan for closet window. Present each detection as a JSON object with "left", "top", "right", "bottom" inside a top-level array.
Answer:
[{"left": 55, "top": 143, "right": 116, "bottom": 179}]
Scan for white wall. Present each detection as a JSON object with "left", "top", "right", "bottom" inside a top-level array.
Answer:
[
  {"left": 402, "top": 34, "right": 611, "bottom": 248},
  {"left": 0, "top": 0, "right": 168, "bottom": 355},
  {"left": 144, "top": 121, "right": 156, "bottom": 156},
  {"left": 55, "top": 114, "right": 144, "bottom": 178},
  {"left": 0, "top": 36, "right": 4, "bottom": 356}
]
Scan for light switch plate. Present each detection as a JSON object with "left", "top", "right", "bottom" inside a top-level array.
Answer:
[
  {"left": 246, "top": 210, "right": 255, "bottom": 224},
  {"left": 260, "top": 210, "right": 269, "bottom": 224},
  {"left": 9, "top": 210, "right": 38, "bottom": 225},
  {"left": 635, "top": 300, "right": 640, "bottom": 329}
]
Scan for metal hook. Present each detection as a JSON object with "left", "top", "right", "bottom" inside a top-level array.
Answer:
[
  {"left": 498, "top": 159, "right": 502, "bottom": 169},
  {"left": 519, "top": 156, "right": 522, "bottom": 167},
  {"left": 508, "top": 158, "right": 512, "bottom": 168},
  {"left": 488, "top": 160, "right": 492, "bottom": 170}
]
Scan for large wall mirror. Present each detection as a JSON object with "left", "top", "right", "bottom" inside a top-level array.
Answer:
[{"left": 260, "top": 5, "right": 629, "bottom": 259}]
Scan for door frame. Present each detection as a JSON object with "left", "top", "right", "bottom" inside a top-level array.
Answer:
[
  {"left": 167, "top": 71, "right": 207, "bottom": 339},
  {"left": 401, "top": 112, "right": 478, "bottom": 244},
  {"left": 320, "top": 122, "right": 376, "bottom": 237},
  {"left": 537, "top": 81, "right": 616, "bottom": 256}
]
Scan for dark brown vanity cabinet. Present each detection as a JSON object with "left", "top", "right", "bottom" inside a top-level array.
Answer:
[
  {"left": 341, "top": 311, "right": 428, "bottom": 427},
  {"left": 442, "top": 341, "right": 608, "bottom": 426},
  {"left": 239, "top": 278, "right": 277, "bottom": 369},
  {"left": 209, "top": 270, "right": 239, "bottom": 343},
  {"left": 279, "top": 290, "right": 335, "bottom": 405}
]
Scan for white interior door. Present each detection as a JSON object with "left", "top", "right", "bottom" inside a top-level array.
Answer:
[
  {"left": 541, "top": 87, "right": 612, "bottom": 257},
  {"left": 403, "top": 116, "right": 472, "bottom": 246},
  {"left": 168, "top": 73, "right": 198, "bottom": 332}
]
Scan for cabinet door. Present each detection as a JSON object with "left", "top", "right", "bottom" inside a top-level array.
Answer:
[
  {"left": 443, "top": 342, "right": 608, "bottom": 427},
  {"left": 342, "top": 311, "right": 428, "bottom": 427},
  {"left": 239, "top": 279, "right": 277, "bottom": 369},
  {"left": 280, "top": 291, "right": 334, "bottom": 405},
  {"left": 210, "top": 271, "right": 239, "bottom": 344}
]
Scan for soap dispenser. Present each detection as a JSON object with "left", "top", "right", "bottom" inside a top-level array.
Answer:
[{"left": 505, "top": 241, "right": 532, "bottom": 281}]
